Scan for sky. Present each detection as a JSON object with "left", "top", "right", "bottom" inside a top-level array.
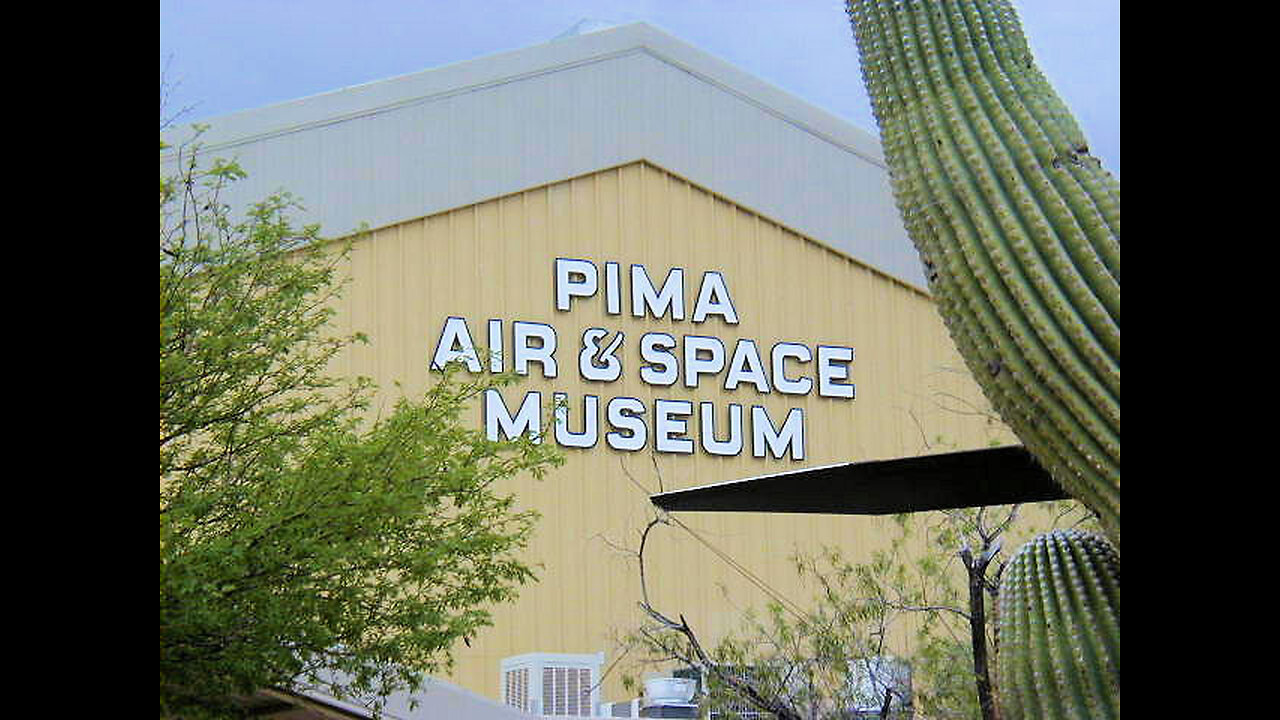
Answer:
[{"left": 160, "top": 1, "right": 1119, "bottom": 176}]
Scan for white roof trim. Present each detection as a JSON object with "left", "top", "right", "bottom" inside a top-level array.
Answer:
[
  {"left": 161, "top": 22, "right": 927, "bottom": 290},
  {"left": 162, "top": 22, "right": 885, "bottom": 167}
]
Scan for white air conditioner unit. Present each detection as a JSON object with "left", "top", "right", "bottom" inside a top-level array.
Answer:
[
  {"left": 501, "top": 651, "right": 604, "bottom": 717},
  {"left": 600, "top": 698, "right": 641, "bottom": 717}
]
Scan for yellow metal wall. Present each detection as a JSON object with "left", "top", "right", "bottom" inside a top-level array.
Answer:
[{"left": 329, "top": 160, "right": 1014, "bottom": 702}]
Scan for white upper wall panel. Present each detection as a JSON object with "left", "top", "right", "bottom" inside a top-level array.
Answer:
[{"left": 161, "top": 22, "right": 926, "bottom": 289}]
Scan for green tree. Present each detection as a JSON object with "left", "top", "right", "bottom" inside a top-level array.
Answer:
[
  {"left": 160, "top": 136, "right": 562, "bottom": 717},
  {"left": 622, "top": 502, "right": 1095, "bottom": 720}
]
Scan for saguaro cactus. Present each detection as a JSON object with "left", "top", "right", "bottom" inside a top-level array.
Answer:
[
  {"left": 845, "top": 0, "right": 1120, "bottom": 550},
  {"left": 844, "top": 2, "right": 1120, "bottom": 716},
  {"left": 996, "top": 530, "right": 1120, "bottom": 720}
]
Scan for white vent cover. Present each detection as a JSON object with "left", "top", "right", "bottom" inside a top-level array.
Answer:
[
  {"left": 503, "top": 666, "right": 530, "bottom": 713},
  {"left": 553, "top": 18, "right": 618, "bottom": 39},
  {"left": 501, "top": 651, "right": 604, "bottom": 716}
]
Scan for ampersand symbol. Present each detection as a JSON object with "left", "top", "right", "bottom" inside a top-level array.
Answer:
[{"left": 579, "top": 327, "right": 624, "bottom": 382}]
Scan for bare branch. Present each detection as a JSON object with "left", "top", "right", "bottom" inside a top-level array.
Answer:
[{"left": 619, "top": 457, "right": 654, "bottom": 498}]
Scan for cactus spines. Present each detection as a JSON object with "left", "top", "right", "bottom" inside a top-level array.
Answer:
[
  {"left": 997, "top": 530, "right": 1120, "bottom": 720},
  {"left": 845, "top": 0, "right": 1120, "bottom": 550}
]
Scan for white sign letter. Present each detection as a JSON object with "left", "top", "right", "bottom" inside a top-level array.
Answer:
[
  {"left": 554, "top": 393, "right": 599, "bottom": 448},
  {"left": 486, "top": 390, "right": 542, "bottom": 442},
  {"left": 725, "top": 339, "right": 770, "bottom": 393},
  {"left": 631, "top": 265, "right": 685, "bottom": 320},
  {"left": 605, "top": 261, "right": 622, "bottom": 315},
  {"left": 655, "top": 399, "right": 695, "bottom": 454},
  {"left": 513, "top": 322, "right": 558, "bottom": 378},
  {"left": 684, "top": 336, "right": 725, "bottom": 389},
  {"left": 752, "top": 406, "right": 805, "bottom": 460},
  {"left": 487, "top": 318, "right": 504, "bottom": 372},
  {"left": 772, "top": 343, "right": 813, "bottom": 395},
  {"left": 639, "top": 333, "right": 679, "bottom": 386},
  {"left": 606, "top": 397, "right": 647, "bottom": 451},
  {"left": 556, "top": 258, "right": 598, "bottom": 312},
  {"left": 700, "top": 402, "right": 744, "bottom": 456},
  {"left": 432, "top": 316, "right": 482, "bottom": 372},
  {"left": 692, "top": 271, "right": 739, "bottom": 324},
  {"left": 817, "top": 345, "right": 855, "bottom": 399}
]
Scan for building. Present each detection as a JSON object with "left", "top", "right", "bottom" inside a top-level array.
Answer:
[{"left": 161, "top": 22, "right": 1016, "bottom": 714}]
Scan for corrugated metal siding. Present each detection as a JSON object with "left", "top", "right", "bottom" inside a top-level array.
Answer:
[
  {"left": 161, "top": 23, "right": 928, "bottom": 288},
  {"left": 327, "top": 161, "right": 1012, "bottom": 701}
]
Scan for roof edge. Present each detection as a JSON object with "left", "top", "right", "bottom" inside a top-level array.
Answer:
[
  {"left": 160, "top": 21, "right": 885, "bottom": 167},
  {"left": 330, "top": 157, "right": 932, "bottom": 298}
]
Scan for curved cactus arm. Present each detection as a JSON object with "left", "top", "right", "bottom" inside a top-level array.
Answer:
[
  {"left": 846, "top": 0, "right": 1120, "bottom": 548},
  {"left": 997, "top": 530, "right": 1120, "bottom": 720}
]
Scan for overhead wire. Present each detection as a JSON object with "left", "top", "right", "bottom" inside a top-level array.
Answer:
[
  {"left": 663, "top": 512, "right": 807, "bottom": 622},
  {"left": 622, "top": 456, "right": 807, "bottom": 623}
]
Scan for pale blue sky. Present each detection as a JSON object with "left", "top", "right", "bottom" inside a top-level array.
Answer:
[{"left": 160, "top": 1, "right": 1119, "bottom": 176}]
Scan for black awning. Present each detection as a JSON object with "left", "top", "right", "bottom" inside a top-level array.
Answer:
[{"left": 650, "top": 445, "right": 1068, "bottom": 515}]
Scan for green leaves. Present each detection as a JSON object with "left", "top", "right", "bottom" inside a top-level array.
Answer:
[{"left": 160, "top": 144, "right": 562, "bottom": 717}]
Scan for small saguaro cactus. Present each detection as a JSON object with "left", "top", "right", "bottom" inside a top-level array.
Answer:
[
  {"left": 844, "top": 0, "right": 1120, "bottom": 551},
  {"left": 996, "top": 530, "right": 1120, "bottom": 720}
]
